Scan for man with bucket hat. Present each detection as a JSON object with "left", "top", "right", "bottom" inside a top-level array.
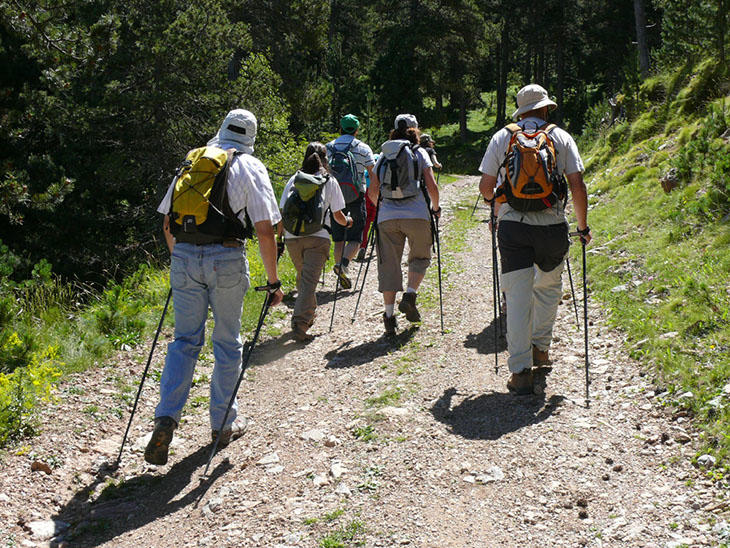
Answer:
[
  {"left": 145, "top": 109, "right": 284, "bottom": 465},
  {"left": 326, "top": 114, "right": 379, "bottom": 289},
  {"left": 478, "top": 84, "right": 592, "bottom": 395}
]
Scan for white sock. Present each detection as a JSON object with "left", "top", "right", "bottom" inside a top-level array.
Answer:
[
  {"left": 385, "top": 304, "right": 395, "bottom": 317},
  {"left": 406, "top": 287, "right": 417, "bottom": 294}
]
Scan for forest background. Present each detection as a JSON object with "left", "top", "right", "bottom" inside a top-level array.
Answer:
[{"left": 0, "top": 0, "right": 729, "bottom": 464}]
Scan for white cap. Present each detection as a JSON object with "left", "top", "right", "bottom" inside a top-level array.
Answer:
[
  {"left": 394, "top": 113, "right": 418, "bottom": 130},
  {"left": 511, "top": 84, "right": 557, "bottom": 120},
  {"left": 207, "top": 109, "right": 257, "bottom": 153}
]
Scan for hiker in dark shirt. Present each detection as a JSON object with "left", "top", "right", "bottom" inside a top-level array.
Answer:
[{"left": 419, "top": 134, "right": 442, "bottom": 171}]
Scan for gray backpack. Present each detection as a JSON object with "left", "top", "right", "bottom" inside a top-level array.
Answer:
[{"left": 376, "top": 140, "right": 422, "bottom": 200}]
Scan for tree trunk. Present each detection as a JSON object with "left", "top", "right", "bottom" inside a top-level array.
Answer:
[
  {"left": 718, "top": 0, "right": 727, "bottom": 66},
  {"left": 459, "top": 91, "right": 468, "bottom": 142},
  {"left": 555, "top": 42, "right": 565, "bottom": 125},
  {"left": 497, "top": 23, "right": 510, "bottom": 125},
  {"left": 633, "top": 0, "right": 650, "bottom": 77}
]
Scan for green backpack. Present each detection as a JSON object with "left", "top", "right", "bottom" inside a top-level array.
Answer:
[{"left": 281, "top": 171, "right": 329, "bottom": 236}]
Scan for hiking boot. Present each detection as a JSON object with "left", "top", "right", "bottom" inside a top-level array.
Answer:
[
  {"left": 292, "top": 324, "right": 315, "bottom": 343},
  {"left": 507, "top": 369, "right": 534, "bottom": 396},
  {"left": 532, "top": 345, "right": 551, "bottom": 368},
  {"left": 355, "top": 248, "right": 367, "bottom": 262},
  {"left": 144, "top": 416, "right": 177, "bottom": 465},
  {"left": 212, "top": 417, "right": 248, "bottom": 448},
  {"left": 398, "top": 292, "right": 421, "bottom": 322},
  {"left": 383, "top": 313, "right": 397, "bottom": 336},
  {"left": 333, "top": 264, "right": 352, "bottom": 290}
]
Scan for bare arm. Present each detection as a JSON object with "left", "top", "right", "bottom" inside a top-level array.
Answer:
[
  {"left": 365, "top": 164, "right": 379, "bottom": 205},
  {"left": 333, "top": 210, "right": 353, "bottom": 227},
  {"left": 254, "top": 220, "right": 284, "bottom": 306},
  {"left": 162, "top": 215, "right": 175, "bottom": 254},
  {"left": 423, "top": 167, "right": 440, "bottom": 213},
  {"left": 567, "top": 171, "right": 592, "bottom": 244},
  {"left": 479, "top": 173, "right": 497, "bottom": 201}
]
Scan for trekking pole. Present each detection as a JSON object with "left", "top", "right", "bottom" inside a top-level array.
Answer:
[
  {"left": 203, "top": 283, "right": 276, "bottom": 476},
  {"left": 114, "top": 288, "right": 172, "bottom": 469},
  {"left": 489, "top": 205, "right": 499, "bottom": 374},
  {"left": 351, "top": 221, "right": 377, "bottom": 322},
  {"left": 434, "top": 214, "right": 444, "bottom": 335},
  {"left": 329, "top": 226, "right": 348, "bottom": 332},
  {"left": 352, "top": 201, "right": 380, "bottom": 323},
  {"left": 353, "top": 224, "right": 371, "bottom": 291},
  {"left": 565, "top": 255, "right": 580, "bottom": 328},
  {"left": 570, "top": 230, "right": 590, "bottom": 407},
  {"left": 470, "top": 194, "right": 481, "bottom": 218}
]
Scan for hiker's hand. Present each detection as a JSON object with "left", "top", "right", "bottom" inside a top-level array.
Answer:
[
  {"left": 346, "top": 216, "right": 354, "bottom": 229},
  {"left": 432, "top": 207, "right": 441, "bottom": 219},
  {"left": 270, "top": 288, "right": 284, "bottom": 307},
  {"left": 571, "top": 226, "right": 592, "bottom": 245}
]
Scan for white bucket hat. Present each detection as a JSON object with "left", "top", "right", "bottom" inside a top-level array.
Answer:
[
  {"left": 394, "top": 113, "right": 418, "bottom": 130},
  {"left": 207, "top": 109, "right": 257, "bottom": 154},
  {"left": 511, "top": 84, "right": 557, "bottom": 120}
]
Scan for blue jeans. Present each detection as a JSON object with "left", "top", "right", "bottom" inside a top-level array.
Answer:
[{"left": 155, "top": 243, "right": 249, "bottom": 430}]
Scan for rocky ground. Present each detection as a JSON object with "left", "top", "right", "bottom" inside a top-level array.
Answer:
[{"left": 2, "top": 176, "right": 728, "bottom": 548}]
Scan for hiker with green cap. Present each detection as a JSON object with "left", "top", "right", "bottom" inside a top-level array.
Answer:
[
  {"left": 478, "top": 84, "right": 591, "bottom": 395},
  {"left": 326, "top": 114, "right": 379, "bottom": 290}
]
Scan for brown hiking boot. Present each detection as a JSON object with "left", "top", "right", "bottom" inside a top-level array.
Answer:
[
  {"left": 292, "top": 323, "right": 315, "bottom": 343},
  {"left": 532, "top": 345, "right": 551, "bottom": 367},
  {"left": 398, "top": 292, "right": 421, "bottom": 322},
  {"left": 144, "top": 416, "right": 177, "bottom": 465},
  {"left": 212, "top": 417, "right": 248, "bottom": 448},
  {"left": 383, "top": 313, "right": 397, "bottom": 335},
  {"left": 507, "top": 369, "right": 534, "bottom": 395}
]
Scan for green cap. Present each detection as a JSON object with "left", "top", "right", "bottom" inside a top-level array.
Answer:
[{"left": 340, "top": 114, "right": 360, "bottom": 133}]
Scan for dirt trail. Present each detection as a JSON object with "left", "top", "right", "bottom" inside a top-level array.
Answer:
[{"left": 2, "top": 176, "right": 727, "bottom": 548}]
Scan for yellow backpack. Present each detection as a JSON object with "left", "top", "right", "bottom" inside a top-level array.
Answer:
[
  {"left": 169, "top": 146, "right": 250, "bottom": 244},
  {"left": 496, "top": 123, "right": 566, "bottom": 212}
]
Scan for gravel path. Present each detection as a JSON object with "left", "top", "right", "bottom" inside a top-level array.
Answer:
[{"left": 2, "top": 176, "right": 727, "bottom": 548}]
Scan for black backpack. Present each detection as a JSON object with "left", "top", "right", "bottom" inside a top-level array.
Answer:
[{"left": 281, "top": 171, "right": 329, "bottom": 236}]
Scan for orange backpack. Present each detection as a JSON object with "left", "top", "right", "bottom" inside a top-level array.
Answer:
[{"left": 496, "top": 123, "right": 567, "bottom": 212}]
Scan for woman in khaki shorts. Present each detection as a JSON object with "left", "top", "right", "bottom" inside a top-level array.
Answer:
[
  {"left": 279, "top": 143, "right": 352, "bottom": 342},
  {"left": 367, "top": 114, "right": 440, "bottom": 335}
]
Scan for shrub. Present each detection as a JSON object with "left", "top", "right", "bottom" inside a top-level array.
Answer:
[{"left": 0, "top": 344, "right": 62, "bottom": 446}]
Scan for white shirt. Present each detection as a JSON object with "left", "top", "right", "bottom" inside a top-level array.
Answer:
[
  {"left": 158, "top": 151, "right": 281, "bottom": 227},
  {"left": 478, "top": 117, "right": 584, "bottom": 226},
  {"left": 279, "top": 172, "right": 345, "bottom": 240}
]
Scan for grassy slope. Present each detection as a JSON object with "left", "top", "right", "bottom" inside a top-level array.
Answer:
[{"left": 578, "top": 60, "right": 730, "bottom": 473}]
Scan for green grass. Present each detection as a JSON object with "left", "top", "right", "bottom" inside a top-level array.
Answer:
[
  {"left": 318, "top": 520, "right": 365, "bottom": 548},
  {"left": 580, "top": 61, "right": 730, "bottom": 471}
]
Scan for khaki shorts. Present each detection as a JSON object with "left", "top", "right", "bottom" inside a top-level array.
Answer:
[{"left": 376, "top": 218, "right": 432, "bottom": 292}]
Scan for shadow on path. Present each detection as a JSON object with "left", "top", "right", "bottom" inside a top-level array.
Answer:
[
  {"left": 54, "top": 445, "right": 231, "bottom": 547},
  {"left": 464, "top": 315, "right": 507, "bottom": 355},
  {"left": 430, "top": 387, "right": 564, "bottom": 440},
  {"left": 324, "top": 326, "right": 419, "bottom": 369}
]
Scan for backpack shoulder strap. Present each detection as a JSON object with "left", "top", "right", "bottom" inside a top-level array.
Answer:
[
  {"left": 505, "top": 123, "right": 522, "bottom": 134},
  {"left": 542, "top": 123, "right": 558, "bottom": 134}
]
